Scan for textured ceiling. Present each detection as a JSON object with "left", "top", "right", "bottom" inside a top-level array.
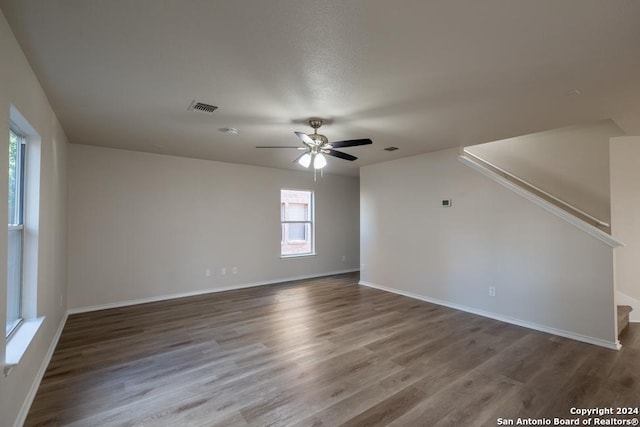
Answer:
[{"left": 1, "top": 0, "right": 640, "bottom": 176}]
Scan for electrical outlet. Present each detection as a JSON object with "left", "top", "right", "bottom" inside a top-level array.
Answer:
[
  {"left": 59, "top": 295, "right": 63, "bottom": 307},
  {"left": 489, "top": 286, "right": 496, "bottom": 297},
  {"left": 205, "top": 269, "right": 211, "bottom": 277},
  {"left": 221, "top": 267, "right": 226, "bottom": 276},
  {"left": 232, "top": 267, "right": 238, "bottom": 274},
  {"left": 342, "top": 255, "right": 346, "bottom": 262}
]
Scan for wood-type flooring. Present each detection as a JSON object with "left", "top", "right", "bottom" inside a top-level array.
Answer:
[{"left": 25, "top": 273, "right": 640, "bottom": 426}]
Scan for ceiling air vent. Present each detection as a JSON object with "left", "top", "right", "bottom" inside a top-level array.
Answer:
[
  {"left": 188, "top": 100, "right": 218, "bottom": 114},
  {"left": 384, "top": 146, "right": 399, "bottom": 151}
]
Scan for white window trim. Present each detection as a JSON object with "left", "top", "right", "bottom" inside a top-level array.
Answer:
[{"left": 280, "top": 189, "right": 316, "bottom": 258}]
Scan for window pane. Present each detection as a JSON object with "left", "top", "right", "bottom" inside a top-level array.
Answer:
[
  {"left": 8, "top": 129, "right": 18, "bottom": 225},
  {"left": 287, "top": 203, "right": 307, "bottom": 221},
  {"left": 7, "top": 128, "right": 24, "bottom": 337},
  {"left": 281, "top": 190, "right": 311, "bottom": 221},
  {"left": 6, "top": 228, "right": 22, "bottom": 335},
  {"left": 288, "top": 223, "right": 306, "bottom": 241}
]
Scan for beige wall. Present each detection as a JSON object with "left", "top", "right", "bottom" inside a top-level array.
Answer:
[
  {"left": 0, "top": 10, "right": 69, "bottom": 427},
  {"left": 67, "top": 144, "right": 360, "bottom": 309},
  {"left": 610, "top": 136, "right": 640, "bottom": 320},
  {"left": 467, "top": 120, "right": 624, "bottom": 224},
  {"left": 361, "top": 148, "right": 616, "bottom": 346}
]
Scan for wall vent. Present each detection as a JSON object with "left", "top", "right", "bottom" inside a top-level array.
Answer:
[
  {"left": 384, "top": 146, "right": 399, "bottom": 151},
  {"left": 188, "top": 100, "right": 218, "bottom": 114}
]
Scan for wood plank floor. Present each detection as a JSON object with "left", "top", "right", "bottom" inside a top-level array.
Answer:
[{"left": 26, "top": 273, "right": 640, "bottom": 426}]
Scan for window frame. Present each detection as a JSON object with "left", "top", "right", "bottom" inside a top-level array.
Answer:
[
  {"left": 280, "top": 189, "right": 315, "bottom": 258},
  {"left": 285, "top": 203, "right": 309, "bottom": 242},
  {"left": 4, "top": 105, "right": 45, "bottom": 372},
  {"left": 6, "top": 125, "right": 26, "bottom": 338}
]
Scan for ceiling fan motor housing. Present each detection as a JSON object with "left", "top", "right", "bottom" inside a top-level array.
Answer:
[{"left": 309, "top": 133, "right": 328, "bottom": 146}]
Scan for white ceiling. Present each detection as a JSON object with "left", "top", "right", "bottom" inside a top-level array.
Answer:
[{"left": 1, "top": 0, "right": 639, "bottom": 176}]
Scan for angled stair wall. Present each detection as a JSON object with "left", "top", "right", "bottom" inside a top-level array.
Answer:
[
  {"left": 458, "top": 148, "right": 623, "bottom": 249},
  {"left": 465, "top": 120, "right": 623, "bottom": 225}
]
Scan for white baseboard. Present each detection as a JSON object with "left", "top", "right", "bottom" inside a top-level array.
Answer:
[
  {"left": 359, "top": 280, "right": 619, "bottom": 351},
  {"left": 616, "top": 290, "right": 640, "bottom": 323},
  {"left": 14, "top": 312, "right": 69, "bottom": 427},
  {"left": 68, "top": 269, "right": 360, "bottom": 315}
]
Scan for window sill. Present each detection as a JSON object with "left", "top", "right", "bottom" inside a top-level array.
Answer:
[
  {"left": 280, "top": 253, "right": 316, "bottom": 259},
  {"left": 4, "top": 317, "right": 44, "bottom": 376}
]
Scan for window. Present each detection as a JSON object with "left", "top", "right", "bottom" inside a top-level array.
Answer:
[
  {"left": 7, "top": 127, "right": 26, "bottom": 337},
  {"left": 4, "top": 106, "right": 43, "bottom": 370},
  {"left": 281, "top": 189, "right": 314, "bottom": 257}
]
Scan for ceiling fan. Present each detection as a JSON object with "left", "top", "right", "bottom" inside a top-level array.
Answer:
[{"left": 256, "top": 119, "right": 372, "bottom": 170}]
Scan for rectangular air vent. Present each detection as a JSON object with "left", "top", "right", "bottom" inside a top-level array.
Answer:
[
  {"left": 384, "top": 146, "right": 399, "bottom": 151},
  {"left": 188, "top": 100, "right": 218, "bottom": 114}
]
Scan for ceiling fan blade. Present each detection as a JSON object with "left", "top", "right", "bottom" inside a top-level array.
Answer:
[
  {"left": 294, "top": 131, "right": 316, "bottom": 146},
  {"left": 327, "top": 138, "right": 372, "bottom": 148},
  {"left": 256, "top": 145, "right": 305, "bottom": 149},
  {"left": 326, "top": 149, "right": 357, "bottom": 161}
]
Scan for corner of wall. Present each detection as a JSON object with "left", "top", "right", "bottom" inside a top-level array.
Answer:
[{"left": 11, "top": 313, "right": 68, "bottom": 427}]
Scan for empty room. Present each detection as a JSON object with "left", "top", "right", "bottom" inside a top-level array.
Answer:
[{"left": 1, "top": 1, "right": 640, "bottom": 426}]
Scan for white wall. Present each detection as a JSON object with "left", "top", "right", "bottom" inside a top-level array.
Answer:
[
  {"left": 68, "top": 144, "right": 360, "bottom": 310},
  {"left": 610, "top": 136, "right": 640, "bottom": 321},
  {"left": 466, "top": 120, "right": 624, "bottom": 224},
  {"left": 361, "top": 148, "right": 617, "bottom": 347},
  {"left": 0, "top": 10, "right": 68, "bottom": 427}
]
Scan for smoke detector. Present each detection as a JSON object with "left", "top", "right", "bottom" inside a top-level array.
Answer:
[{"left": 218, "top": 127, "right": 239, "bottom": 135}]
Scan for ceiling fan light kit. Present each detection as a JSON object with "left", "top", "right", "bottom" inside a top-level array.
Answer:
[
  {"left": 298, "top": 152, "right": 312, "bottom": 168},
  {"left": 256, "top": 118, "right": 373, "bottom": 174},
  {"left": 313, "top": 153, "right": 327, "bottom": 169}
]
